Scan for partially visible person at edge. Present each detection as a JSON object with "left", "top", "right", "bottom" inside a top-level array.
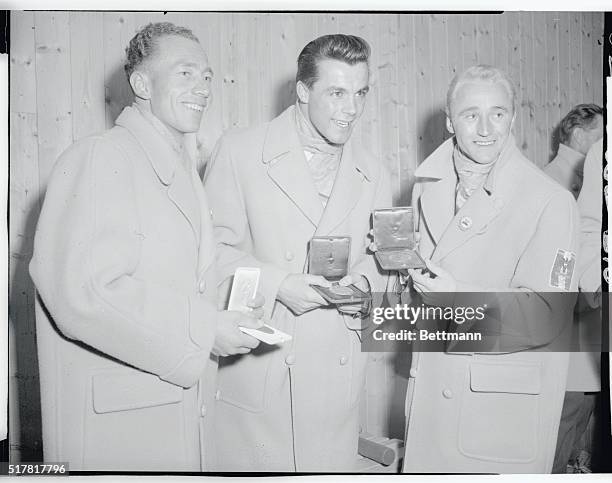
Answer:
[{"left": 544, "top": 104, "right": 603, "bottom": 474}]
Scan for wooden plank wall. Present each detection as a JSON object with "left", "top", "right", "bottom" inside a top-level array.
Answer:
[{"left": 9, "top": 11, "right": 605, "bottom": 459}]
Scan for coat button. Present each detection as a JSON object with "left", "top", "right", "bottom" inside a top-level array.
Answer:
[
  {"left": 409, "top": 368, "right": 417, "bottom": 378},
  {"left": 339, "top": 356, "right": 348, "bottom": 366},
  {"left": 442, "top": 388, "right": 453, "bottom": 399},
  {"left": 285, "top": 251, "right": 294, "bottom": 261},
  {"left": 198, "top": 279, "right": 206, "bottom": 294},
  {"left": 285, "top": 354, "right": 296, "bottom": 365},
  {"left": 200, "top": 404, "right": 207, "bottom": 417},
  {"left": 215, "top": 390, "right": 221, "bottom": 401},
  {"left": 458, "top": 216, "right": 473, "bottom": 231},
  {"left": 209, "top": 209, "right": 214, "bottom": 219}
]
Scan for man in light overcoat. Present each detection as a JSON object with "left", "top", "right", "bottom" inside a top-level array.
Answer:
[
  {"left": 203, "top": 34, "right": 390, "bottom": 471},
  {"left": 29, "top": 22, "right": 263, "bottom": 471},
  {"left": 402, "top": 65, "right": 580, "bottom": 473},
  {"left": 544, "top": 105, "right": 603, "bottom": 473}
]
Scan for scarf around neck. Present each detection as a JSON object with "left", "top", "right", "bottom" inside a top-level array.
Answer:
[
  {"left": 294, "top": 102, "right": 343, "bottom": 206},
  {"left": 452, "top": 138, "right": 509, "bottom": 211}
]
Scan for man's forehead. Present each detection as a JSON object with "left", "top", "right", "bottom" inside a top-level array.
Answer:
[
  {"left": 154, "top": 35, "right": 208, "bottom": 64},
  {"left": 314, "top": 59, "right": 369, "bottom": 85},
  {"left": 451, "top": 80, "right": 513, "bottom": 109}
]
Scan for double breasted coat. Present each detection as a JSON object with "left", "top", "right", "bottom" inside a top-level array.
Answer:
[
  {"left": 402, "top": 137, "right": 580, "bottom": 473},
  {"left": 30, "top": 106, "right": 219, "bottom": 471},
  {"left": 203, "top": 106, "right": 390, "bottom": 471}
]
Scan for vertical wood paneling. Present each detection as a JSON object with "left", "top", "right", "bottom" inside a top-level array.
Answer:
[
  {"left": 582, "top": 12, "right": 594, "bottom": 103},
  {"left": 102, "top": 13, "right": 136, "bottom": 128},
  {"left": 558, "top": 13, "right": 571, "bottom": 114},
  {"left": 9, "top": 11, "right": 606, "bottom": 452},
  {"left": 519, "top": 13, "right": 536, "bottom": 157},
  {"left": 430, "top": 14, "right": 450, "bottom": 156},
  {"left": 376, "top": 14, "right": 399, "bottom": 200},
  {"left": 415, "top": 15, "right": 434, "bottom": 164},
  {"left": 533, "top": 13, "right": 548, "bottom": 166},
  {"left": 593, "top": 13, "right": 604, "bottom": 105},
  {"left": 492, "top": 13, "right": 508, "bottom": 75},
  {"left": 10, "top": 12, "right": 36, "bottom": 114},
  {"left": 461, "top": 15, "right": 478, "bottom": 67},
  {"left": 70, "top": 12, "right": 105, "bottom": 141},
  {"left": 446, "top": 13, "right": 463, "bottom": 78},
  {"left": 398, "top": 15, "right": 417, "bottom": 204},
  {"left": 476, "top": 14, "right": 494, "bottom": 65},
  {"left": 506, "top": 12, "right": 522, "bottom": 145},
  {"left": 569, "top": 13, "right": 582, "bottom": 108},
  {"left": 356, "top": 15, "right": 381, "bottom": 161},
  {"left": 34, "top": 11, "right": 72, "bottom": 191},
  {"left": 545, "top": 13, "right": 561, "bottom": 161}
]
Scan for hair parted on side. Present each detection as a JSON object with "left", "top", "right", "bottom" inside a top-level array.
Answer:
[
  {"left": 296, "top": 34, "right": 371, "bottom": 88},
  {"left": 558, "top": 103, "right": 603, "bottom": 144},
  {"left": 446, "top": 64, "right": 517, "bottom": 116},
  {"left": 124, "top": 22, "right": 199, "bottom": 79}
]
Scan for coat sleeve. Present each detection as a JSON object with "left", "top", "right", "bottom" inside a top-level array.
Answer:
[
  {"left": 577, "top": 139, "right": 603, "bottom": 297},
  {"left": 30, "top": 138, "right": 217, "bottom": 388},
  {"left": 454, "top": 189, "right": 581, "bottom": 352},
  {"left": 203, "top": 134, "right": 290, "bottom": 319}
]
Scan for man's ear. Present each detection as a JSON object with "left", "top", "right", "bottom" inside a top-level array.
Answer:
[
  {"left": 571, "top": 127, "right": 586, "bottom": 151},
  {"left": 446, "top": 116, "right": 455, "bottom": 134},
  {"left": 130, "top": 70, "right": 151, "bottom": 100},
  {"left": 296, "top": 81, "right": 310, "bottom": 104}
]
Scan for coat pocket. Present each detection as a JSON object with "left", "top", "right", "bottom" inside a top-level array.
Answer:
[
  {"left": 457, "top": 361, "right": 542, "bottom": 463},
  {"left": 216, "top": 348, "right": 273, "bottom": 413},
  {"left": 92, "top": 370, "right": 183, "bottom": 414}
]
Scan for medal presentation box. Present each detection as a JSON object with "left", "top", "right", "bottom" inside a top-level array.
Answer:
[
  {"left": 308, "top": 236, "right": 370, "bottom": 305},
  {"left": 372, "top": 207, "right": 426, "bottom": 270}
]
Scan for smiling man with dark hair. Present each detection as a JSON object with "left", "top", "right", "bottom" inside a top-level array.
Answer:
[{"left": 204, "top": 33, "right": 390, "bottom": 471}]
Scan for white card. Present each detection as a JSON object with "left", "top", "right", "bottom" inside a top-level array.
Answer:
[
  {"left": 228, "top": 267, "right": 260, "bottom": 313},
  {"left": 239, "top": 324, "right": 293, "bottom": 345}
]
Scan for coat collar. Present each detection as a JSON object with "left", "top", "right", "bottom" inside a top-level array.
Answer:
[
  {"left": 555, "top": 143, "right": 586, "bottom": 174},
  {"left": 115, "top": 105, "right": 180, "bottom": 186},
  {"left": 415, "top": 136, "right": 521, "bottom": 261},
  {"left": 261, "top": 105, "right": 373, "bottom": 230},
  {"left": 115, "top": 105, "right": 205, "bottom": 260}
]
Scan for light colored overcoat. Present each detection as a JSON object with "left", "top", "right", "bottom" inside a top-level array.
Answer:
[
  {"left": 30, "top": 106, "right": 219, "bottom": 471},
  {"left": 203, "top": 106, "right": 390, "bottom": 472},
  {"left": 544, "top": 141, "right": 601, "bottom": 392},
  {"left": 402, "top": 137, "right": 580, "bottom": 473},
  {"left": 544, "top": 143, "right": 585, "bottom": 199}
]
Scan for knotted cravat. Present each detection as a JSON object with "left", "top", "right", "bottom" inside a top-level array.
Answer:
[{"left": 294, "top": 102, "right": 343, "bottom": 207}]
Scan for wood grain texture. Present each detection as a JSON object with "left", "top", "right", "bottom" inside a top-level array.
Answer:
[
  {"left": 9, "top": 12, "right": 606, "bottom": 455},
  {"left": 70, "top": 11, "right": 105, "bottom": 141}
]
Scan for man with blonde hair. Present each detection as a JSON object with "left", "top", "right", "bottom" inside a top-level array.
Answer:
[{"left": 402, "top": 65, "right": 579, "bottom": 473}]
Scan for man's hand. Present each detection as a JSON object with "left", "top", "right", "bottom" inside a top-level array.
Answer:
[
  {"left": 277, "top": 273, "right": 332, "bottom": 315},
  {"left": 407, "top": 259, "right": 456, "bottom": 306},
  {"left": 336, "top": 273, "right": 370, "bottom": 317},
  {"left": 212, "top": 294, "right": 265, "bottom": 357}
]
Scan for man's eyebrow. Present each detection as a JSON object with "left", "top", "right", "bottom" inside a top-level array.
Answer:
[
  {"left": 457, "top": 106, "right": 478, "bottom": 115},
  {"left": 174, "top": 61, "right": 213, "bottom": 75},
  {"left": 327, "top": 86, "right": 348, "bottom": 91}
]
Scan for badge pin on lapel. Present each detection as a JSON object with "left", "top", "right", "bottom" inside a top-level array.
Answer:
[{"left": 458, "top": 216, "right": 473, "bottom": 231}]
